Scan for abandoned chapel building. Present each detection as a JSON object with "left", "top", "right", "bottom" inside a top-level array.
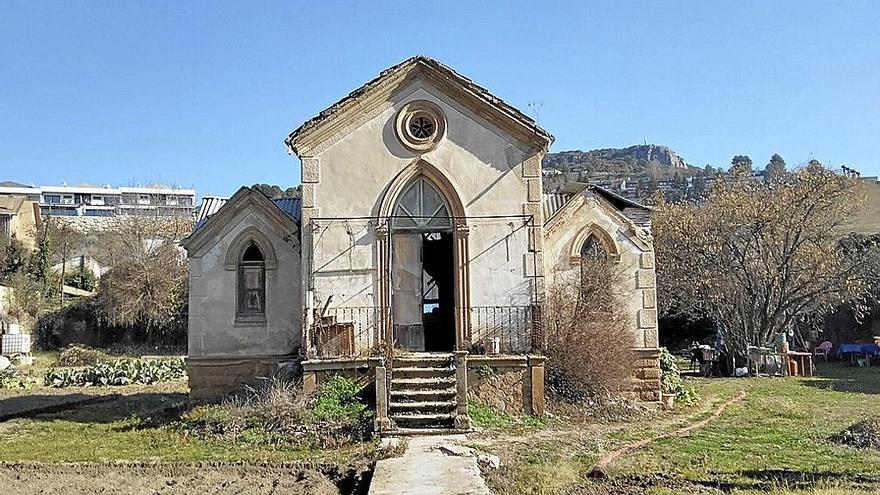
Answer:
[{"left": 183, "top": 56, "right": 660, "bottom": 432}]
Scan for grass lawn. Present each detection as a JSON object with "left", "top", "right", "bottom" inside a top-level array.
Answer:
[
  {"left": 0, "top": 379, "right": 377, "bottom": 464},
  {"left": 474, "top": 363, "right": 880, "bottom": 495},
  {"left": 1, "top": 351, "right": 377, "bottom": 465}
]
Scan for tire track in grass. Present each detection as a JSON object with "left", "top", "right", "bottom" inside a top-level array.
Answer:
[{"left": 588, "top": 390, "right": 747, "bottom": 478}]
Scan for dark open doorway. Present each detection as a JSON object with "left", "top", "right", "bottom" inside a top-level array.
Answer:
[
  {"left": 421, "top": 232, "right": 455, "bottom": 352},
  {"left": 390, "top": 176, "right": 457, "bottom": 353}
]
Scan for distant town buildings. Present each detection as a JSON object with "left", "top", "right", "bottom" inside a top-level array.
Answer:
[
  {"left": 0, "top": 195, "right": 41, "bottom": 251},
  {"left": 0, "top": 181, "right": 195, "bottom": 218}
]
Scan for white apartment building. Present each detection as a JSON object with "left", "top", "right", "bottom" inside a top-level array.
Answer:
[{"left": 0, "top": 182, "right": 196, "bottom": 217}]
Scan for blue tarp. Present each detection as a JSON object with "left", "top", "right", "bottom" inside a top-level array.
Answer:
[{"left": 838, "top": 343, "right": 880, "bottom": 355}]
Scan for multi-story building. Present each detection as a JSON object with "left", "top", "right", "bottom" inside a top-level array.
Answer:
[
  {"left": 0, "top": 182, "right": 196, "bottom": 218},
  {"left": 0, "top": 181, "right": 41, "bottom": 202}
]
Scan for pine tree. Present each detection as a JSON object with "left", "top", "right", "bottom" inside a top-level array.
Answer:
[
  {"left": 730, "top": 155, "right": 754, "bottom": 175},
  {"left": 764, "top": 154, "right": 787, "bottom": 181},
  {"left": 1, "top": 234, "right": 27, "bottom": 280},
  {"left": 29, "top": 225, "right": 52, "bottom": 291}
]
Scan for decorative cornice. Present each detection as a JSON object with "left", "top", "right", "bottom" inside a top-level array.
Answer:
[
  {"left": 285, "top": 56, "right": 553, "bottom": 158},
  {"left": 182, "top": 187, "right": 300, "bottom": 258}
]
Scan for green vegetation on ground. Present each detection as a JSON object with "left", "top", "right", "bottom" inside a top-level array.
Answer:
[
  {"left": 0, "top": 376, "right": 376, "bottom": 463},
  {"left": 479, "top": 363, "right": 880, "bottom": 495}
]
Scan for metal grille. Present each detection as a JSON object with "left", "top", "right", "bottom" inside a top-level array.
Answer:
[
  {"left": 311, "top": 306, "right": 387, "bottom": 358},
  {"left": 469, "top": 306, "right": 534, "bottom": 354}
]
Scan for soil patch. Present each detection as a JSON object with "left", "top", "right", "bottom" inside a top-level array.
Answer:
[
  {"left": 0, "top": 393, "right": 120, "bottom": 421},
  {"left": 830, "top": 417, "right": 880, "bottom": 450},
  {"left": 567, "top": 472, "right": 880, "bottom": 494},
  {"left": 0, "top": 462, "right": 374, "bottom": 495}
]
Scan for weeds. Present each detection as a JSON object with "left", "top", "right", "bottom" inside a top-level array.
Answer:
[
  {"left": 178, "top": 375, "right": 373, "bottom": 449},
  {"left": 0, "top": 365, "right": 36, "bottom": 389},
  {"left": 660, "top": 347, "right": 698, "bottom": 404},
  {"left": 56, "top": 344, "right": 108, "bottom": 367},
  {"left": 468, "top": 401, "right": 545, "bottom": 430}
]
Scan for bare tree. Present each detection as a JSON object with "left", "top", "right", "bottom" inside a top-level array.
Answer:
[
  {"left": 544, "top": 257, "right": 635, "bottom": 395},
  {"left": 93, "top": 214, "right": 189, "bottom": 337},
  {"left": 654, "top": 164, "right": 870, "bottom": 361}
]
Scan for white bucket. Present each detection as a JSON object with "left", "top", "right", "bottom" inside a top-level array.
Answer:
[
  {"left": 7, "top": 323, "right": 21, "bottom": 335},
  {"left": 489, "top": 337, "right": 501, "bottom": 355}
]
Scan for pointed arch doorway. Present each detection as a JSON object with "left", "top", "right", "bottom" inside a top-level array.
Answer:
[{"left": 390, "top": 176, "right": 457, "bottom": 352}]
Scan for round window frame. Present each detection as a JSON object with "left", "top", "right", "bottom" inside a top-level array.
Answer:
[{"left": 395, "top": 100, "right": 446, "bottom": 152}]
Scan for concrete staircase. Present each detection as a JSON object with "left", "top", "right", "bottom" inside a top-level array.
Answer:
[{"left": 389, "top": 353, "right": 466, "bottom": 434}]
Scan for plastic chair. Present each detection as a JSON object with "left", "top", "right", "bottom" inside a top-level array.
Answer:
[{"left": 813, "top": 341, "right": 833, "bottom": 362}]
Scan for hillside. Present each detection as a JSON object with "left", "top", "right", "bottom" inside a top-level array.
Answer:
[{"left": 542, "top": 144, "right": 696, "bottom": 179}]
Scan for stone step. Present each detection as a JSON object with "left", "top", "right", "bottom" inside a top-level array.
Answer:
[
  {"left": 393, "top": 366, "right": 455, "bottom": 377},
  {"left": 390, "top": 389, "right": 456, "bottom": 401},
  {"left": 389, "top": 400, "right": 456, "bottom": 411},
  {"left": 390, "top": 427, "right": 472, "bottom": 436},
  {"left": 391, "top": 413, "right": 456, "bottom": 428},
  {"left": 393, "top": 353, "right": 454, "bottom": 368},
  {"left": 391, "top": 376, "right": 456, "bottom": 390}
]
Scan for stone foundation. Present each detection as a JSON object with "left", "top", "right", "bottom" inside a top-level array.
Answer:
[
  {"left": 187, "top": 355, "right": 297, "bottom": 400},
  {"left": 467, "top": 355, "right": 545, "bottom": 416},
  {"left": 299, "top": 354, "right": 546, "bottom": 418},
  {"left": 625, "top": 348, "right": 662, "bottom": 404},
  {"left": 301, "top": 357, "right": 381, "bottom": 395}
]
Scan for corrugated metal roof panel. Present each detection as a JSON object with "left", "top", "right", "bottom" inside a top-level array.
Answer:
[
  {"left": 271, "top": 198, "right": 302, "bottom": 221},
  {"left": 542, "top": 193, "right": 573, "bottom": 221},
  {"left": 192, "top": 194, "right": 301, "bottom": 233},
  {"left": 195, "top": 196, "right": 229, "bottom": 223}
]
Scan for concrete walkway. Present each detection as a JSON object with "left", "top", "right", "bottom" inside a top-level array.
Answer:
[{"left": 368, "top": 435, "right": 492, "bottom": 495}]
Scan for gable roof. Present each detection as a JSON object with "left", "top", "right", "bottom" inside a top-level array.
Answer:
[
  {"left": 182, "top": 187, "right": 300, "bottom": 256},
  {"left": 193, "top": 194, "right": 301, "bottom": 232},
  {"left": 285, "top": 56, "right": 554, "bottom": 157},
  {"left": 543, "top": 182, "right": 653, "bottom": 228}
]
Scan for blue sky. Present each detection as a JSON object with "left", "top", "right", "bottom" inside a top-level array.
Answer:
[{"left": 2, "top": 1, "right": 878, "bottom": 198}]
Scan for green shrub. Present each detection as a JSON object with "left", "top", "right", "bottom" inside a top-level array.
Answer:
[
  {"left": 56, "top": 344, "right": 107, "bottom": 367},
  {"left": 0, "top": 365, "right": 36, "bottom": 390},
  {"left": 63, "top": 268, "right": 98, "bottom": 291},
  {"left": 312, "top": 374, "right": 366, "bottom": 421},
  {"left": 45, "top": 358, "right": 185, "bottom": 387},
  {"left": 659, "top": 347, "right": 698, "bottom": 404}
]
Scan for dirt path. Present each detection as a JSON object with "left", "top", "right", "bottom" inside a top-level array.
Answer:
[
  {"left": 0, "top": 462, "right": 372, "bottom": 495},
  {"left": 589, "top": 390, "right": 747, "bottom": 478}
]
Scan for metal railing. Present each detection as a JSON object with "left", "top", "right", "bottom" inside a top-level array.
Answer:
[
  {"left": 309, "top": 304, "right": 542, "bottom": 357},
  {"left": 468, "top": 305, "right": 535, "bottom": 354},
  {"left": 311, "top": 306, "right": 388, "bottom": 358}
]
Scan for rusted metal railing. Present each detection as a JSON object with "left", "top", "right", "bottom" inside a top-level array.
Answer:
[{"left": 468, "top": 305, "right": 535, "bottom": 354}]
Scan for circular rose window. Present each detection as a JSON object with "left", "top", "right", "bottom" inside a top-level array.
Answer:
[{"left": 395, "top": 100, "right": 446, "bottom": 152}]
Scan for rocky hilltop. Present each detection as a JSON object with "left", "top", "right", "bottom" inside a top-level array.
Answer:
[{"left": 542, "top": 144, "right": 691, "bottom": 177}]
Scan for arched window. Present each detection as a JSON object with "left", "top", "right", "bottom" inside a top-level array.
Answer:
[
  {"left": 392, "top": 176, "right": 452, "bottom": 231},
  {"left": 237, "top": 242, "right": 265, "bottom": 318},
  {"left": 580, "top": 234, "right": 608, "bottom": 261}
]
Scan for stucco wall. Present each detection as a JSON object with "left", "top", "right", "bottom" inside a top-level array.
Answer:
[
  {"left": 542, "top": 193, "right": 658, "bottom": 349},
  {"left": 0, "top": 199, "right": 39, "bottom": 251},
  {"left": 300, "top": 78, "right": 545, "bottom": 348},
  {"left": 188, "top": 209, "right": 302, "bottom": 359}
]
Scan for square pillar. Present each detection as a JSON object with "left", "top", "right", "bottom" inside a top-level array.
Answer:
[
  {"left": 453, "top": 350, "right": 471, "bottom": 430},
  {"left": 374, "top": 364, "right": 392, "bottom": 432},
  {"left": 528, "top": 355, "right": 546, "bottom": 416}
]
